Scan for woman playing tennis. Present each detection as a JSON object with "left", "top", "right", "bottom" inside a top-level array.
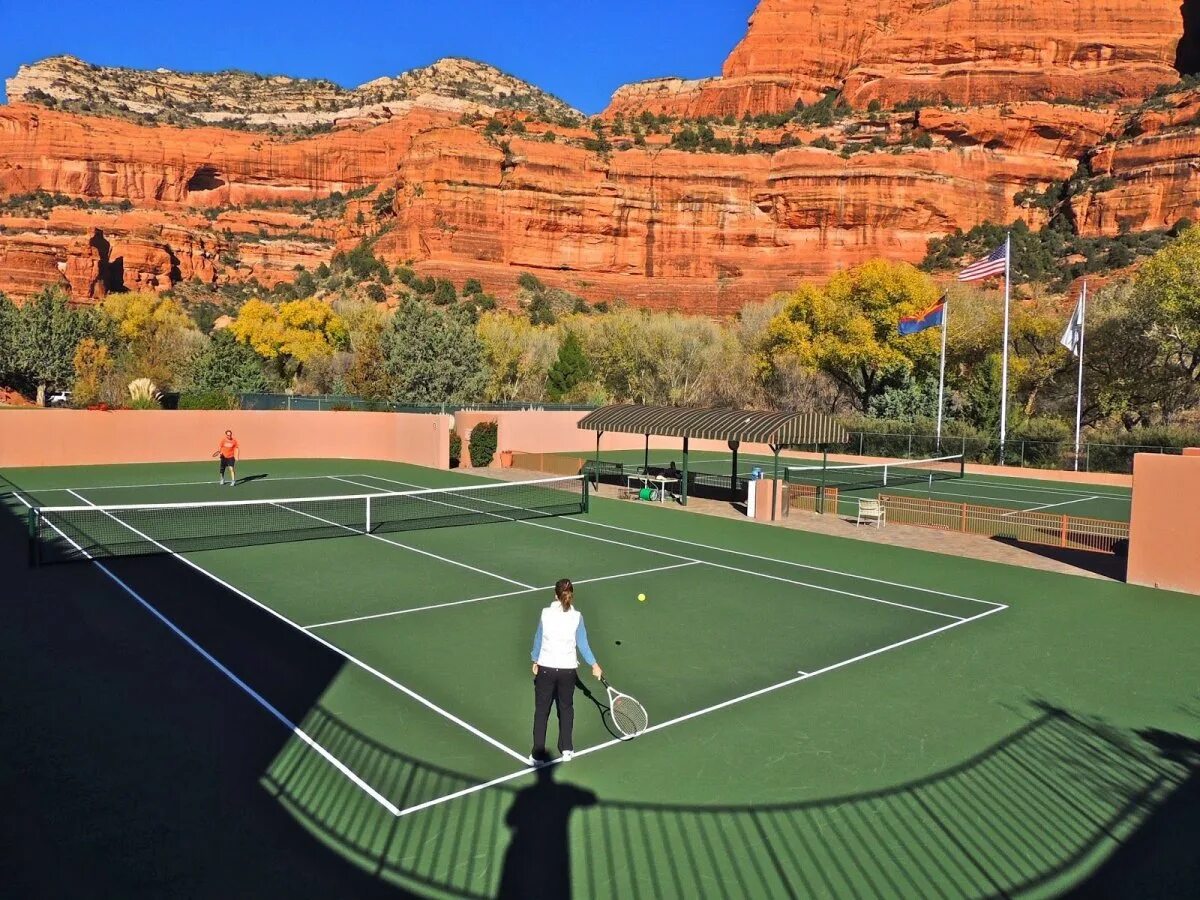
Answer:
[{"left": 528, "top": 579, "right": 602, "bottom": 764}]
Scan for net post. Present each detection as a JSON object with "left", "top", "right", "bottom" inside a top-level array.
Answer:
[
  {"left": 582, "top": 475, "right": 590, "bottom": 513},
  {"left": 365, "top": 494, "right": 372, "bottom": 535},
  {"left": 28, "top": 507, "right": 39, "bottom": 567}
]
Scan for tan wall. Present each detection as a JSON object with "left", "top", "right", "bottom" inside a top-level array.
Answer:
[
  {"left": 454, "top": 410, "right": 644, "bottom": 465},
  {"left": 0, "top": 410, "right": 449, "bottom": 469},
  {"left": 1127, "top": 453, "right": 1200, "bottom": 594}
]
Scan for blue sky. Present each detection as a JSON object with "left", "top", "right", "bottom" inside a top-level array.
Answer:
[{"left": 0, "top": 1, "right": 759, "bottom": 113}]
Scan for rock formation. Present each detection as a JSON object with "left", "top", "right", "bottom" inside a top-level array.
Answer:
[
  {"left": 607, "top": 0, "right": 1185, "bottom": 118},
  {"left": 2, "top": 1, "right": 1200, "bottom": 311}
]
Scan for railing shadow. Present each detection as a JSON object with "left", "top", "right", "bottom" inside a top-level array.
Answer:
[{"left": 264, "top": 701, "right": 1198, "bottom": 899}]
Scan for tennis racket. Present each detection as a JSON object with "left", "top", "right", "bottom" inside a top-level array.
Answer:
[{"left": 602, "top": 677, "right": 649, "bottom": 738}]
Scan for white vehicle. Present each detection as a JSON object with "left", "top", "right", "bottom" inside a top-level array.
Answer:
[{"left": 49, "top": 390, "right": 72, "bottom": 406}]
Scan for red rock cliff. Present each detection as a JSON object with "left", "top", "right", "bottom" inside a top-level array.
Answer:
[{"left": 606, "top": 0, "right": 1185, "bottom": 118}]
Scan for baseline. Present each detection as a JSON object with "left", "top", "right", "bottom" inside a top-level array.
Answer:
[
  {"left": 63, "top": 489, "right": 530, "bottom": 764},
  {"left": 11, "top": 491, "right": 401, "bottom": 816},
  {"left": 387, "top": 601, "right": 1009, "bottom": 819}
]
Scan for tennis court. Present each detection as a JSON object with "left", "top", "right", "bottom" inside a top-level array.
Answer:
[
  {"left": 4, "top": 457, "right": 1195, "bottom": 898},
  {"left": 11, "top": 458, "right": 1003, "bottom": 770},
  {"left": 565, "top": 447, "right": 1132, "bottom": 521}
]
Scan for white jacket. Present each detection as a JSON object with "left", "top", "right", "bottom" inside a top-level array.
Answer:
[{"left": 532, "top": 602, "right": 596, "bottom": 669}]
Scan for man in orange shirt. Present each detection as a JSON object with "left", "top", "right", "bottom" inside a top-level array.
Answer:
[{"left": 212, "top": 430, "right": 240, "bottom": 486}]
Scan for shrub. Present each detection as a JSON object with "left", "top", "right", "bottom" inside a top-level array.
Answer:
[
  {"left": 178, "top": 390, "right": 237, "bottom": 410},
  {"left": 468, "top": 421, "right": 499, "bottom": 467},
  {"left": 449, "top": 428, "right": 462, "bottom": 467}
]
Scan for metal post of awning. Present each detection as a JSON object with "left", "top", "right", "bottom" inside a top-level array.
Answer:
[
  {"left": 729, "top": 439, "right": 740, "bottom": 494},
  {"left": 681, "top": 435, "right": 689, "bottom": 506},
  {"left": 770, "top": 444, "right": 781, "bottom": 521}
]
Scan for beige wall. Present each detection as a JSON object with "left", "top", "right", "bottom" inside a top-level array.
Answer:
[
  {"left": 1127, "top": 453, "right": 1200, "bottom": 594},
  {"left": 0, "top": 410, "right": 449, "bottom": 469}
]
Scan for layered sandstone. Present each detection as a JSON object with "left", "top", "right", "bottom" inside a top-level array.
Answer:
[{"left": 606, "top": 0, "right": 1185, "bottom": 117}]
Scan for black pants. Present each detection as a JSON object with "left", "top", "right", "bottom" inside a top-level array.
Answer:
[
  {"left": 532, "top": 667, "right": 577, "bottom": 756},
  {"left": 219, "top": 455, "right": 235, "bottom": 475}
]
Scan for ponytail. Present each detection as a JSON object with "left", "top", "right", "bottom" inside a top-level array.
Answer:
[{"left": 554, "top": 578, "right": 574, "bottom": 611}]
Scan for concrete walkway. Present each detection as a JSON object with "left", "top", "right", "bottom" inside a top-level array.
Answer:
[{"left": 475, "top": 466, "right": 1127, "bottom": 582}]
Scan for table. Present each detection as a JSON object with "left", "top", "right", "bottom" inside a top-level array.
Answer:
[{"left": 625, "top": 473, "right": 681, "bottom": 504}]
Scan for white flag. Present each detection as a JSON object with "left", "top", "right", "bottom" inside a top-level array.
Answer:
[{"left": 1060, "top": 296, "right": 1084, "bottom": 356}]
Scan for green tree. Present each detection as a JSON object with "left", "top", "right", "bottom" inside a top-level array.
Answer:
[
  {"left": 181, "top": 330, "right": 271, "bottom": 393},
  {"left": 1132, "top": 224, "right": 1200, "bottom": 382},
  {"left": 760, "top": 259, "right": 942, "bottom": 411},
  {"left": 381, "top": 300, "right": 488, "bottom": 404},
  {"left": 545, "top": 331, "right": 590, "bottom": 400},
  {"left": 0, "top": 292, "right": 18, "bottom": 388},
  {"left": 12, "top": 286, "right": 96, "bottom": 405}
]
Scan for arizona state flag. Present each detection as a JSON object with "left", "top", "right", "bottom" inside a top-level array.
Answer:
[{"left": 898, "top": 302, "right": 946, "bottom": 336}]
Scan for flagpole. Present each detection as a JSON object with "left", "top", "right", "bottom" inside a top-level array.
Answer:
[
  {"left": 936, "top": 300, "right": 948, "bottom": 452},
  {"left": 1073, "top": 281, "right": 1087, "bottom": 472},
  {"left": 998, "top": 232, "right": 1012, "bottom": 464}
]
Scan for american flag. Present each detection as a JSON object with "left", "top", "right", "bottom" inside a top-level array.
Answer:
[{"left": 957, "top": 243, "right": 1007, "bottom": 282}]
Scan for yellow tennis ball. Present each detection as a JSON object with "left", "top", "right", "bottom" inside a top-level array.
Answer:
[{"left": 638, "top": 593, "right": 646, "bottom": 602}]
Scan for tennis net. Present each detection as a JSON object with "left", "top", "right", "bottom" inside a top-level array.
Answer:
[
  {"left": 29, "top": 475, "right": 589, "bottom": 564},
  {"left": 784, "top": 454, "right": 965, "bottom": 494}
]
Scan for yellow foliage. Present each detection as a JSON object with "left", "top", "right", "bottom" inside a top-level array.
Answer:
[
  {"left": 103, "top": 292, "right": 193, "bottom": 343},
  {"left": 760, "top": 259, "right": 942, "bottom": 408},
  {"left": 229, "top": 298, "right": 348, "bottom": 363},
  {"left": 72, "top": 337, "right": 114, "bottom": 406}
]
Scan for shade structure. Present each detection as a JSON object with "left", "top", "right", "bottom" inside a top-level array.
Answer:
[{"left": 577, "top": 405, "right": 848, "bottom": 447}]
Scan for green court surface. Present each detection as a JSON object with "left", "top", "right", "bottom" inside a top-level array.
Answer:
[
  {"left": 569, "top": 447, "right": 1133, "bottom": 522},
  {"left": 2, "top": 458, "right": 1195, "bottom": 898}
]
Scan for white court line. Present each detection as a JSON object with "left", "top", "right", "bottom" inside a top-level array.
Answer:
[
  {"left": 391, "top": 600, "right": 1009, "bottom": 818},
  {"left": 61, "top": 489, "right": 530, "bottom": 764},
  {"left": 305, "top": 561, "right": 701, "bottom": 630},
  {"left": 572, "top": 603, "right": 1008, "bottom": 760},
  {"left": 16, "top": 491, "right": 401, "bottom": 816},
  {"left": 32, "top": 473, "right": 358, "bottom": 494},
  {"left": 353, "top": 474, "right": 969, "bottom": 621},
  {"left": 957, "top": 478, "right": 1131, "bottom": 500},
  {"left": 354, "top": 473, "right": 999, "bottom": 607},
  {"left": 1000, "top": 496, "right": 1099, "bottom": 517},
  {"left": 270, "top": 497, "right": 534, "bottom": 590}
]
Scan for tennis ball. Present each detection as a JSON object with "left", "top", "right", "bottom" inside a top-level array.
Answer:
[{"left": 638, "top": 593, "right": 646, "bottom": 602}]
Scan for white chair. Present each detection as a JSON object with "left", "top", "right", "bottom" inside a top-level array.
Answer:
[{"left": 857, "top": 497, "right": 886, "bottom": 528}]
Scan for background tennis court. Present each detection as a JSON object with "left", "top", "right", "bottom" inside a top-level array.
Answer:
[
  {"left": 564, "top": 447, "right": 1133, "bottom": 521},
  {"left": 2, "top": 458, "right": 1194, "bottom": 898}
]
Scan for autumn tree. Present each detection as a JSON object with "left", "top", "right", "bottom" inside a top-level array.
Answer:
[
  {"left": 229, "top": 298, "right": 348, "bottom": 382},
  {"left": 760, "top": 260, "right": 942, "bottom": 411},
  {"left": 102, "top": 292, "right": 204, "bottom": 389}
]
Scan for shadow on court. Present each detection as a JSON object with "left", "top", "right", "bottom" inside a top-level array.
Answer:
[
  {"left": 0, "top": 496, "right": 414, "bottom": 899},
  {"left": 496, "top": 764, "right": 597, "bottom": 899},
  {"left": 259, "top": 699, "right": 1199, "bottom": 898},
  {"left": 991, "top": 536, "right": 1129, "bottom": 581},
  {"left": 234, "top": 473, "right": 270, "bottom": 486},
  {"left": 4, "top": 486, "right": 1198, "bottom": 898}
]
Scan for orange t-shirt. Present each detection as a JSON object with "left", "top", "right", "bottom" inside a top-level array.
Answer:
[{"left": 217, "top": 437, "right": 239, "bottom": 458}]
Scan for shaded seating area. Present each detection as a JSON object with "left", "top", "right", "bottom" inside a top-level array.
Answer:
[{"left": 578, "top": 405, "right": 848, "bottom": 516}]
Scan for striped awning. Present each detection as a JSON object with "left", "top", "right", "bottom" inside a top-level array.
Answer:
[{"left": 577, "top": 405, "right": 848, "bottom": 446}]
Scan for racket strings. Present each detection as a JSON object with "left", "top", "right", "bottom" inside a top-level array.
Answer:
[{"left": 611, "top": 694, "right": 649, "bottom": 737}]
